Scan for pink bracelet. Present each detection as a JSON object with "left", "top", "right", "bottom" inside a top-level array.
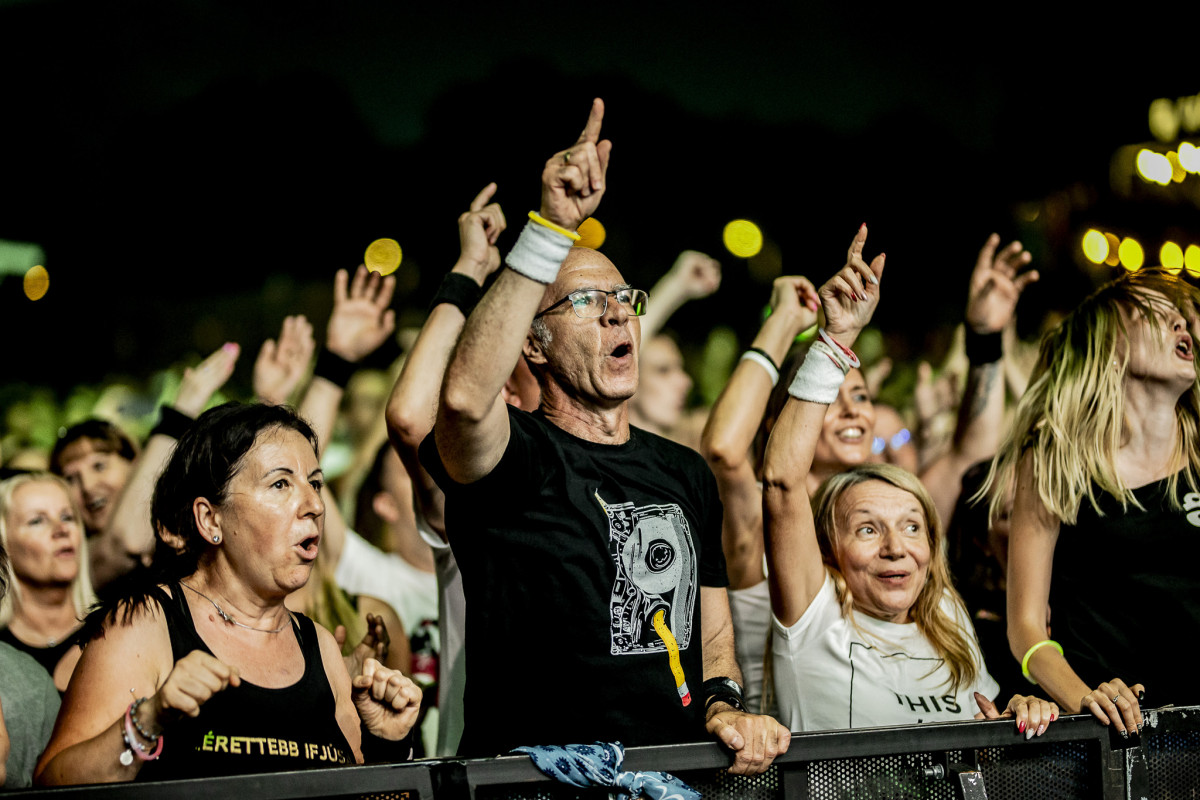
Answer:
[
  {"left": 124, "top": 702, "right": 164, "bottom": 761},
  {"left": 817, "top": 328, "right": 862, "bottom": 369}
]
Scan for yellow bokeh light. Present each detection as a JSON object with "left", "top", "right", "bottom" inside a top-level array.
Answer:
[
  {"left": 1167, "top": 151, "right": 1187, "bottom": 182},
  {"left": 1082, "top": 229, "right": 1109, "bottom": 264},
  {"left": 1180, "top": 142, "right": 1200, "bottom": 173},
  {"left": 1136, "top": 149, "right": 1173, "bottom": 185},
  {"left": 1186, "top": 245, "right": 1200, "bottom": 277},
  {"left": 1103, "top": 232, "right": 1121, "bottom": 267},
  {"left": 575, "top": 217, "right": 606, "bottom": 249},
  {"left": 723, "top": 219, "right": 764, "bottom": 259},
  {"left": 1161, "top": 242, "right": 1184, "bottom": 274},
  {"left": 23, "top": 264, "right": 49, "bottom": 300},
  {"left": 364, "top": 238, "right": 402, "bottom": 276},
  {"left": 1118, "top": 237, "right": 1144, "bottom": 271}
]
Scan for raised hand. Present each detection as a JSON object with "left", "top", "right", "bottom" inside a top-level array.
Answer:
[
  {"left": 144, "top": 651, "right": 241, "bottom": 730},
  {"left": 965, "top": 234, "right": 1039, "bottom": 334},
  {"left": 174, "top": 343, "right": 240, "bottom": 417},
  {"left": 352, "top": 658, "right": 422, "bottom": 741},
  {"left": 341, "top": 614, "right": 392, "bottom": 678},
  {"left": 769, "top": 275, "right": 821, "bottom": 334},
  {"left": 326, "top": 265, "right": 397, "bottom": 363},
  {"left": 818, "top": 224, "right": 886, "bottom": 347},
  {"left": 666, "top": 251, "right": 722, "bottom": 301},
  {"left": 456, "top": 183, "right": 508, "bottom": 282},
  {"left": 540, "top": 98, "right": 613, "bottom": 231},
  {"left": 254, "top": 315, "right": 315, "bottom": 406}
]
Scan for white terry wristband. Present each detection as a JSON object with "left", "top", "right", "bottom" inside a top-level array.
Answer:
[
  {"left": 788, "top": 346, "right": 847, "bottom": 404},
  {"left": 505, "top": 219, "right": 575, "bottom": 284}
]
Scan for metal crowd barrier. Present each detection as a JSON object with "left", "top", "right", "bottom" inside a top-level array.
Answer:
[{"left": 10, "top": 704, "right": 1198, "bottom": 799}]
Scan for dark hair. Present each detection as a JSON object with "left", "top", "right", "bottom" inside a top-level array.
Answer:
[
  {"left": 49, "top": 419, "right": 138, "bottom": 475},
  {"left": 0, "top": 539, "right": 9, "bottom": 604},
  {"left": 81, "top": 402, "right": 319, "bottom": 639}
]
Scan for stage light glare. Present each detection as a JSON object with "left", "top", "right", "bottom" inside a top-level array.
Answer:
[
  {"left": 1161, "top": 242, "right": 1184, "bottom": 274},
  {"left": 1082, "top": 229, "right": 1109, "bottom": 264},
  {"left": 1186, "top": 245, "right": 1200, "bottom": 277},
  {"left": 23, "top": 264, "right": 49, "bottom": 300},
  {"left": 723, "top": 219, "right": 764, "bottom": 259},
  {"left": 1179, "top": 142, "right": 1200, "bottom": 173},
  {"left": 1118, "top": 238, "right": 1144, "bottom": 271},
  {"left": 364, "top": 238, "right": 402, "bottom": 276},
  {"left": 1136, "top": 149, "right": 1172, "bottom": 185},
  {"left": 1103, "top": 232, "right": 1122, "bottom": 267},
  {"left": 575, "top": 217, "right": 606, "bottom": 249}
]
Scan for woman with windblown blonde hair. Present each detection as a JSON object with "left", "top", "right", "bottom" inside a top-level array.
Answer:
[
  {"left": 764, "top": 227, "right": 1055, "bottom": 734},
  {"left": 988, "top": 267, "right": 1200, "bottom": 739},
  {"left": 0, "top": 473, "right": 97, "bottom": 691}
]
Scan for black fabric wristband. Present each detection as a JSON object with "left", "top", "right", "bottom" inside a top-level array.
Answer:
[
  {"left": 701, "top": 676, "right": 745, "bottom": 713},
  {"left": 148, "top": 406, "right": 194, "bottom": 441},
  {"left": 429, "top": 272, "right": 483, "bottom": 317},
  {"left": 314, "top": 348, "right": 357, "bottom": 389},
  {"left": 746, "top": 346, "right": 779, "bottom": 372},
  {"left": 964, "top": 328, "right": 1003, "bottom": 365},
  {"left": 359, "top": 724, "right": 414, "bottom": 764}
]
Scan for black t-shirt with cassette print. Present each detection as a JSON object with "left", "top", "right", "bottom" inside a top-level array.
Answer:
[
  {"left": 421, "top": 406, "right": 727, "bottom": 757},
  {"left": 1051, "top": 472, "right": 1200, "bottom": 706}
]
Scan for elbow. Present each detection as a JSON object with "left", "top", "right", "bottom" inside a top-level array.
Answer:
[
  {"left": 440, "top": 380, "right": 492, "bottom": 426},
  {"left": 701, "top": 435, "right": 747, "bottom": 477},
  {"left": 385, "top": 397, "right": 428, "bottom": 451}
]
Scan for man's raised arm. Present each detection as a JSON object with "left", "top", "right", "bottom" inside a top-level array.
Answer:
[{"left": 435, "top": 99, "right": 612, "bottom": 484}]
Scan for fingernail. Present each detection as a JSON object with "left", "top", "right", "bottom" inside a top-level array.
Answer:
[
  {"left": 223, "top": 342, "right": 238, "bottom": 354},
  {"left": 1017, "top": 721, "right": 1026, "bottom": 733},
  {"left": 1120, "top": 729, "right": 1129, "bottom": 740},
  {"left": 1051, "top": 713, "right": 1057, "bottom": 722},
  {"left": 1138, "top": 690, "right": 1145, "bottom": 702},
  {"left": 1025, "top": 727, "right": 1035, "bottom": 740},
  {"left": 1037, "top": 724, "right": 1046, "bottom": 737},
  {"left": 869, "top": 273, "right": 879, "bottom": 285}
]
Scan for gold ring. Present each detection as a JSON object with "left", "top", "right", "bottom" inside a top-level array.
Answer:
[{"left": 563, "top": 151, "right": 572, "bottom": 164}]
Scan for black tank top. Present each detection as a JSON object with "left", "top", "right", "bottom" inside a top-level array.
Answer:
[
  {"left": 1052, "top": 475, "right": 1200, "bottom": 706},
  {"left": 137, "top": 583, "right": 354, "bottom": 781},
  {"left": 0, "top": 627, "right": 74, "bottom": 680}
]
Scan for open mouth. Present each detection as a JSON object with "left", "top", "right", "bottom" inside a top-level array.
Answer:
[
  {"left": 610, "top": 343, "right": 633, "bottom": 359},
  {"left": 296, "top": 535, "right": 320, "bottom": 561},
  {"left": 54, "top": 546, "right": 77, "bottom": 558},
  {"left": 876, "top": 571, "right": 909, "bottom": 583},
  {"left": 86, "top": 496, "right": 108, "bottom": 513},
  {"left": 1177, "top": 335, "right": 1193, "bottom": 360},
  {"left": 836, "top": 426, "right": 866, "bottom": 442}
]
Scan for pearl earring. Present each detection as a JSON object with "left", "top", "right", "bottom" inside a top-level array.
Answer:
[{"left": 212, "top": 535, "right": 222, "bottom": 544}]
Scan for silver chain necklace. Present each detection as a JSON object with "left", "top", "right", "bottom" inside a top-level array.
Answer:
[{"left": 179, "top": 581, "right": 290, "bottom": 634}]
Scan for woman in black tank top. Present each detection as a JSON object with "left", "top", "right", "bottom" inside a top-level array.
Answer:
[
  {"left": 35, "top": 403, "right": 421, "bottom": 785},
  {"left": 988, "top": 268, "right": 1200, "bottom": 738}
]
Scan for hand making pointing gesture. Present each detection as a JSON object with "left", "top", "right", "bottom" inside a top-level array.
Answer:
[{"left": 540, "top": 98, "right": 613, "bottom": 231}]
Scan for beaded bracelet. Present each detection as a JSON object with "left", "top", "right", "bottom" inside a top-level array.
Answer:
[
  {"left": 1020, "top": 639, "right": 1063, "bottom": 684},
  {"left": 123, "top": 700, "right": 164, "bottom": 762}
]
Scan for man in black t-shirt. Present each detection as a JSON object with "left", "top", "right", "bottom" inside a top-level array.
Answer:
[{"left": 421, "top": 99, "right": 789, "bottom": 772}]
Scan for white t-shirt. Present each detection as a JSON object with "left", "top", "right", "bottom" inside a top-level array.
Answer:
[
  {"left": 334, "top": 528, "right": 438, "bottom": 643},
  {"left": 773, "top": 573, "right": 998, "bottom": 732},
  {"left": 728, "top": 578, "right": 772, "bottom": 716}
]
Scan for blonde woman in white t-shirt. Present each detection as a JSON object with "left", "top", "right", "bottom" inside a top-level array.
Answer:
[{"left": 762, "top": 226, "right": 1057, "bottom": 734}]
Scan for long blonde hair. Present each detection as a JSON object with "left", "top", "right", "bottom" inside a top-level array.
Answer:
[
  {"left": 812, "top": 463, "right": 979, "bottom": 693},
  {"left": 0, "top": 473, "right": 97, "bottom": 628},
  {"left": 985, "top": 268, "right": 1200, "bottom": 525}
]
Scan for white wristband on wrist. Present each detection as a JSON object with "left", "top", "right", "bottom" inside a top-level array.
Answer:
[
  {"left": 505, "top": 219, "right": 575, "bottom": 284},
  {"left": 740, "top": 351, "right": 780, "bottom": 387},
  {"left": 788, "top": 346, "right": 847, "bottom": 404}
]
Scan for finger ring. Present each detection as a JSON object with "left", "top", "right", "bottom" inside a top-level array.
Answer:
[
  {"left": 1112, "top": 694, "right": 1121, "bottom": 703},
  {"left": 563, "top": 151, "right": 572, "bottom": 165}
]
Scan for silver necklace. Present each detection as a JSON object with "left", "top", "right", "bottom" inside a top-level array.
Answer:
[{"left": 179, "top": 581, "right": 289, "bottom": 634}]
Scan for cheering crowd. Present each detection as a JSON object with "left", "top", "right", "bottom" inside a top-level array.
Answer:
[{"left": 3, "top": 98, "right": 1194, "bottom": 788}]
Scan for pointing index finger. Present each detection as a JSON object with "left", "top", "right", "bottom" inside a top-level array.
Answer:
[
  {"left": 577, "top": 98, "right": 605, "bottom": 144},
  {"left": 470, "top": 182, "right": 497, "bottom": 212}
]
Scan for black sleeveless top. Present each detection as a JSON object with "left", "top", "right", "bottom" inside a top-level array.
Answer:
[
  {"left": 0, "top": 627, "right": 75, "bottom": 680},
  {"left": 137, "top": 584, "right": 354, "bottom": 781},
  {"left": 1052, "top": 475, "right": 1200, "bottom": 706}
]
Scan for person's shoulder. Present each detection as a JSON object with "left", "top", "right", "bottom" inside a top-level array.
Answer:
[{"left": 0, "top": 640, "right": 54, "bottom": 685}]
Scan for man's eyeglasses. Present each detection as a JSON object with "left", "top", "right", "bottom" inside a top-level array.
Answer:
[{"left": 534, "top": 287, "right": 648, "bottom": 319}]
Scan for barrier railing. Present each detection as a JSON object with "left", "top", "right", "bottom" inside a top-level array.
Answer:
[{"left": 9, "top": 704, "right": 1197, "bottom": 799}]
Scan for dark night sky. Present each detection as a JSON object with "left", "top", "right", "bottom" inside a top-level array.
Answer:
[{"left": 2, "top": 1, "right": 1196, "bottom": 394}]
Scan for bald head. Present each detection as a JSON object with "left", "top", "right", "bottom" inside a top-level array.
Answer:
[{"left": 536, "top": 247, "right": 622, "bottom": 316}]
